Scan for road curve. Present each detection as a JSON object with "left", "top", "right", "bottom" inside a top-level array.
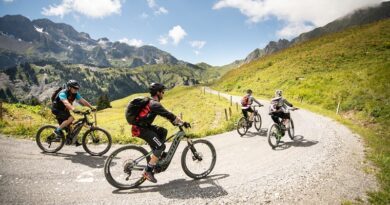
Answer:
[{"left": 0, "top": 89, "right": 377, "bottom": 204}]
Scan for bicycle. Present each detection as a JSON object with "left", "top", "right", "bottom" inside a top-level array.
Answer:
[
  {"left": 267, "top": 107, "right": 298, "bottom": 149},
  {"left": 236, "top": 105, "right": 263, "bottom": 136},
  {"left": 36, "top": 109, "right": 112, "bottom": 156},
  {"left": 104, "top": 123, "right": 217, "bottom": 189}
]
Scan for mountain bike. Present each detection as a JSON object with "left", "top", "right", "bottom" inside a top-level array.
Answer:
[
  {"left": 236, "top": 105, "right": 263, "bottom": 136},
  {"left": 36, "top": 109, "right": 112, "bottom": 156},
  {"left": 104, "top": 123, "right": 217, "bottom": 189},
  {"left": 267, "top": 107, "right": 298, "bottom": 149}
]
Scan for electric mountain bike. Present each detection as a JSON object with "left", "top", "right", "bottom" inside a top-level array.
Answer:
[
  {"left": 36, "top": 109, "right": 112, "bottom": 156},
  {"left": 104, "top": 123, "right": 217, "bottom": 189},
  {"left": 267, "top": 107, "right": 298, "bottom": 149},
  {"left": 236, "top": 105, "right": 263, "bottom": 136}
]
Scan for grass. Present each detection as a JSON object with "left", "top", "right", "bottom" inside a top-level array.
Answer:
[
  {"left": 212, "top": 19, "right": 390, "bottom": 204},
  {"left": 0, "top": 86, "right": 241, "bottom": 144}
]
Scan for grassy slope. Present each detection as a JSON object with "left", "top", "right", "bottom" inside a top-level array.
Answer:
[
  {"left": 213, "top": 19, "right": 390, "bottom": 203},
  {"left": 0, "top": 86, "right": 240, "bottom": 144}
]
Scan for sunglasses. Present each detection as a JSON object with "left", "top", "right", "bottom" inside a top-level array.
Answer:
[{"left": 71, "top": 87, "right": 80, "bottom": 90}]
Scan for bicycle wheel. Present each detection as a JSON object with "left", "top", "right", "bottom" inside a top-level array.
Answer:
[
  {"left": 36, "top": 125, "right": 65, "bottom": 153},
  {"left": 253, "top": 113, "right": 262, "bottom": 131},
  {"left": 82, "top": 127, "right": 112, "bottom": 156},
  {"left": 236, "top": 117, "right": 248, "bottom": 136},
  {"left": 104, "top": 145, "right": 150, "bottom": 189},
  {"left": 181, "top": 139, "right": 217, "bottom": 179},
  {"left": 288, "top": 119, "right": 295, "bottom": 140},
  {"left": 267, "top": 124, "right": 281, "bottom": 149}
]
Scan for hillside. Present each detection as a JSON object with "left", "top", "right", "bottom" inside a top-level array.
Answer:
[{"left": 213, "top": 19, "right": 390, "bottom": 202}]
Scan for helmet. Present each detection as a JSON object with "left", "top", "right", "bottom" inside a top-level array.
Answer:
[
  {"left": 275, "top": 90, "right": 283, "bottom": 97},
  {"left": 247, "top": 89, "right": 253, "bottom": 94},
  {"left": 66, "top": 80, "right": 80, "bottom": 89},
  {"left": 149, "top": 82, "right": 166, "bottom": 93}
]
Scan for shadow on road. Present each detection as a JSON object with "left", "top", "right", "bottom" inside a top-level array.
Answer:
[
  {"left": 274, "top": 135, "right": 319, "bottom": 151},
  {"left": 43, "top": 152, "right": 107, "bottom": 168},
  {"left": 112, "top": 174, "right": 229, "bottom": 199},
  {"left": 241, "top": 128, "right": 267, "bottom": 138}
]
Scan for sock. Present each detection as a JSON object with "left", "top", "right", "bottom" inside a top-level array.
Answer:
[{"left": 146, "top": 163, "right": 155, "bottom": 172}]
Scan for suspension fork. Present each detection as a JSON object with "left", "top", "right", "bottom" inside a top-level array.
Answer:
[{"left": 187, "top": 138, "right": 202, "bottom": 160}]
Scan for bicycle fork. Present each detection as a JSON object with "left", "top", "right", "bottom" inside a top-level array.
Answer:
[{"left": 187, "top": 139, "right": 203, "bottom": 161}]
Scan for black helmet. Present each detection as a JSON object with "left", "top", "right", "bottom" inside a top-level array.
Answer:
[
  {"left": 247, "top": 89, "right": 253, "bottom": 94},
  {"left": 66, "top": 80, "right": 80, "bottom": 89},
  {"left": 149, "top": 82, "right": 166, "bottom": 93}
]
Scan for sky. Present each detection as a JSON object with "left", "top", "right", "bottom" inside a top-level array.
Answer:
[{"left": 0, "top": 0, "right": 384, "bottom": 66}]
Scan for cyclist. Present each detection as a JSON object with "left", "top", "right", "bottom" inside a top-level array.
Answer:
[
  {"left": 269, "top": 90, "right": 294, "bottom": 128},
  {"left": 131, "top": 83, "right": 184, "bottom": 183},
  {"left": 51, "top": 80, "right": 95, "bottom": 145},
  {"left": 241, "top": 89, "right": 263, "bottom": 127}
]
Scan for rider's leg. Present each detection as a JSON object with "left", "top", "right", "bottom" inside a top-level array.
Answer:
[
  {"left": 53, "top": 109, "right": 73, "bottom": 135},
  {"left": 242, "top": 109, "right": 248, "bottom": 119},
  {"left": 271, "top": 114, "right": 280, "bottom": 124}
]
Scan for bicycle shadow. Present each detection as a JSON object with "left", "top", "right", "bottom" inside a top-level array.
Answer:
[
  {"left": 273, "top": 135, "right": 319, "bottom": 151},
  {"left": 112, "top": 174, "right": 229, "bottom": 199},
  {"left": 241, "top": 128, "right": 268, "bottom": 138},
  {"left": 43, "top": 152, "right": 107, "bottom": 168}
]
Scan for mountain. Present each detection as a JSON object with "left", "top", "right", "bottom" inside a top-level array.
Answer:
[
  {"left": 0, "top": 15, "right": 182, "bottom": 69},
  {"left": 243, "top": 1, "right": 390, "bottom": 64}
]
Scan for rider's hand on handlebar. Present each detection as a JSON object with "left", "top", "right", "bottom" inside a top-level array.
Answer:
[
  {"left": 183, "top": 122, "right": 191, "bottom": 128},
  {"left": 90, "top": 106, "right": 97, "bottom": 112}
]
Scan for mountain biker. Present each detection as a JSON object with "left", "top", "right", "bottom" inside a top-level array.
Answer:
[
  {"left": 241, "top": 89, "right": 263, "bottom": 127},
  {"left": 269, "top": 90, "right": 295, "bottom": 128},
  {"left": 131, "top": 82, "right": 184, "bottom": 183},
  {"left": 51, "top": 80, "right": 95, "bottom": 145}
]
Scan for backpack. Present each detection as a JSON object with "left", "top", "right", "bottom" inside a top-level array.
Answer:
[
  {"left": 270, "top": 97, "right": 283, "bottom": 111},
  {"left": 241, "top": 95, "right": 249, "bottom": 106},
  {"left": 125, "top": 97, "right": 151, "bottom": 125},
  {"left": 51, "top": 87, "right": 64, "bottom": 102}
]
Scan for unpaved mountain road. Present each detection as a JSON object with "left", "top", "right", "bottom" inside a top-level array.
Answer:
[{"left": 0, "top": 89, "right": 377, "bottom": 204}]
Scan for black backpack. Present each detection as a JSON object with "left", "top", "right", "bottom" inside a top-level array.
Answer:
[
  {"left": 125, "top": 97, "right": 150, "bottom": 125},
  {"left": 51, "top": 86, "right": 64, "bottom": 102}
]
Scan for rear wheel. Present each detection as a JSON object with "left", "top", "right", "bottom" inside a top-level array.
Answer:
[
  {"left": 104, "top": 145, "right": 150, "bottom": 189},
  {"left": 181, "top": 140, "right": 217, "bottom": 179},
  {"left": 253, "top": 113, "right": 262, "bottom": 131},
  {"left": 236, "top": 117, "right": 248, "bottom": 136},
  {"left": 36, "top": 125, "right": 65, "bottom": 153},
  {"left": 82, "top": 127, "right": 112, "bottom": 156},
  {"left": 288, "top": 119, "right": 295, "bottom": 140}
]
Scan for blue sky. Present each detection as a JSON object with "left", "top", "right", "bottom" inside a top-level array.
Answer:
[{"left": 0, "top": 0, "right": 383, "bottom": 66}]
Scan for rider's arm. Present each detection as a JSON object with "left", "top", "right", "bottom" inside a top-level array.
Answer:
[
  {"left": 150, "top": 101, "right": 177, "bottom": 123},
  {"left": 252, "top": 97, "right": 263, "bottom": 106},
  {"left": 58, "top": 92, "right": 75, "bottom": 111},
  {"left": 284, "top": 99, "right": 293, "bottom": 107},
  {"left": 79, "top": 98, "right": 93, "bottom": 108}
]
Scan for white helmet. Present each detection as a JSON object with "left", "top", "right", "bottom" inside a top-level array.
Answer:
[{"left": 275, "top": 90, "right": 283, "bottom": 97}]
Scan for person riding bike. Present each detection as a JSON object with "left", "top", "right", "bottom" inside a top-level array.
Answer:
[
  {"left": 131, "top": 82, "right": 184, "bottom": 183},
  {"left": 51, "top": 80, "right": 95, "bottom": 145},
  {"left": 241, "top": 89, "right": 263, "bottom": 127},
  {"left": 269, "top": 90, "right": 294, "bottom": 129}
]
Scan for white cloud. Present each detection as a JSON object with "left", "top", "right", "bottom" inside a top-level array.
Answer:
[
  {"left": 146, "top": 0, "right": 168, "bottom": 15},
  {"left": 213, "top": 0, "right": 383, "bottom": 38},
  {"left": 140, "top": 12, "right": 149, "bottom": 19},
  {"left": 158, "top": 35, "right": 168, "bottom": 45},
  {"left": 119, "top": 38, "right": 144, "bottom": 47},
  {"left": 3, "top": 0, "right": 14, "bottom": 3},
  {"left": 194, "top": 50, "right": 200, "bottom": 55},
  {"left": 42, "top": 0, "right": 122, "bottom": 18},
  {"left": 190, "top": 41, "right": 206, "bottom": 49},
  {"left": 168, "top": 25, "right": 187, "bottom": 45}
]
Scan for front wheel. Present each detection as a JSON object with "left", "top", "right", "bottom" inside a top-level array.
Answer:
[
  {"left": 181, "top": 140, "right": 217, "bottom": 179},
  {"left": 253, "top": 113, "right": 262, "bottom": 131},
  {"left": 236, "top": 117, "right": 248, "bottom": 137},
  {"left": 82, "top": 127, "right": 112, "bottom": 156},
  {"left": 267, "top": 124, "right": 282, "bottom": 149},
  {"left": 287, "top": 119, "right": 295, "bottom": 140},
  {"left": 104, "top": 145, "right": 150, "bottom": 189},
  {"left": 36, "top": 125, "right": 65, "bottom": 153}
]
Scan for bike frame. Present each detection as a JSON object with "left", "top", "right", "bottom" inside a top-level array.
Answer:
[
  {"left": 67, "top": 112, "right": 94, "bottom": 142},
  {"left": 131, "top": 126, "right": 193, "bottom": 173}
]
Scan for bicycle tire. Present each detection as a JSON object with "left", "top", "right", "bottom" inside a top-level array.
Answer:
[
  {"left": 267, "top": 124, "right": 280, "bottom": 149},
  {"left": 36, "top": 125, "right": 65, "bottom": 153},
  {"left": 254, "top": 113, "right": 262, "bottom": 131},
  {"left": 181, "top": 139, "right": 217, "bottom": 179},
  {"left": 236, "top": 117, "right": 248, "bottom": 136},
  {"left": 104, "top": 145, "right": 150, "bottom": 189},
  {"left": 82, "top": 127, "right": 112, "bottom": 156},
  {"left": 288, "top": 119, "right": 295, "bottom": 140}
]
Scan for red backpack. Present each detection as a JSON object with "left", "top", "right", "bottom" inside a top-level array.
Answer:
[{"left": 241, "top": 95, "right": 249, "bottom": 106}]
